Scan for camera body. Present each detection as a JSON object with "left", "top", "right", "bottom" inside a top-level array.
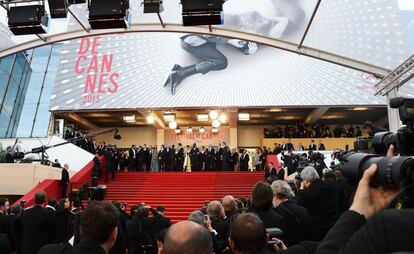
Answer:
[{"left": 338, "top": 97, "right": 414, "bottom": 207}]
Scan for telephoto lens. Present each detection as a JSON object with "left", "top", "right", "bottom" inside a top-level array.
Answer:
[{"left": 340, "top": 153, "right": 414, "bottom": 189}]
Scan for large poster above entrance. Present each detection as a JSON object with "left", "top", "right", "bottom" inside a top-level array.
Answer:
[
  {"left": 49, "top": 32, "right": 389, "bottom": 111},
  {"left": 164, "top": 128, "right": 230, "bottom": 147}
]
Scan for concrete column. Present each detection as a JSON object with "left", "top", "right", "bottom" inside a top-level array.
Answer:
[
  {"left": 387, "top": 89, "right": 402, "bottom": 132},
  {"left": 230, "top": 127, "right": 238, "bottom": 149},
  {"left": 157, "top": 129, "right": 165, "bottom": 148}
]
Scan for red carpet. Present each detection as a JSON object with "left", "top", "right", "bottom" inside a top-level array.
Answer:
[{"left": 102, "top": 172, "right": 264, "bottom": 222}]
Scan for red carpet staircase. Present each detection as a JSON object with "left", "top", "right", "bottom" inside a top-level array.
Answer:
[{"left": 103, "top": 172, "right": 264, "bottom": 222}]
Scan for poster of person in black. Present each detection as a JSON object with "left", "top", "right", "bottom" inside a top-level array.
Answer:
[
  {"left": 158, "top": 145, "right": 167, "bottom": 172},
  {"left": 163, "top": 0, "right": 306, "bottom": 95},
  {"left": 189, "top": 143, "right": 200, "bottom": 171},
  {"left": 205, "top": 145, "right": 215, "bottom": 171},
  {"left": 175, "top": 143, "right": 185, "bottom": 171}
]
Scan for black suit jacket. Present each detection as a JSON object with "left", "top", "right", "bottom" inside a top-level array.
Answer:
[
  {"left": 74, "top": 240, "right": 106, "bottom": 254},
  {"left": 0, "top": 212, "right": 16, "bottom": 252},
  {"left": 52, "top": 210, "right": 71, "bottom": 244},
  {"left": 0, "top": 233, "right": 11, "bottom": 254},
  {"left": 316, "top": 209, "right": 414, "bottom": 254},
  {"left": 22, "top": 206, "right": 54, "bottom": 254},
  {"left": 151, "top": 215, "right": 171, "bottom": 237},
  {"left": 273, "top": 200, "right": 313, "bottom": 246},
  {"left": 247, "top": 206, "right": 285, "bottom": 232},
  {"left": 308, "top": 144, "right": 317, "bottom": 151},
  {"left": 296, "top": 179, "right": 339, "bottom": 241},
  {"left": 61, "top": 168, "right": 69, "bottom": 185},
  {"left": 10, "top": 215, "right": 23, "bottom": 254},
  {"left": 240, "top": 154, "right": 249, "bottom": 170}
]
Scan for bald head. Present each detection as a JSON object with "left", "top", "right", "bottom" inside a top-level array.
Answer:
[
  {"left": 163, "top": 221, "right": 213, "bottom": 254},
  {"left": 222, "top": 195, "right": 237, "bottom": 214},
  {"left": 206, "top": 200, "right": 224, "bottom": 219},
  {"left": 229, "top": 213, "right": 267, "bottom": 253}
]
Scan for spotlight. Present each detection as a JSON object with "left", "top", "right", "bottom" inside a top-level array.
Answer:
[
  {"left": 169, "top": 121, "right": 177, "bottom": 129},
  {"left": 163, "top": 111, "right": 176, "bottom": 122},
  {"left": 197, "top": 113, "right": 209, "bottom": 122},
  {"left": 187, "top": 127, "right": 193, "bottom": 133},
  {"left": 209, "top": 111, "right": 218, "bottom": 120},
  {"left": 146, "top": 114, "right": 155, "bottom": 124},
  {"left": 212, "top": 120, "right": 221, "bottom": 128},
  {"left": 181, "top": 0, "right": 223, "bottom": 26},
  {"left": 238, "top": 113, "right": 250, "bottom": 121},
  {"left": 218, "top": 112, "right": 227, "bottom": 123},
  {"left": 48, "top": 0, "right": 68, "bottom": 18},
  {"left": 212, "top": 127, "right": 219, "bottom": 133},
  {"left": 143, "top": 0, "right": 164, "bottom": 13},
  {"left": 123, "top": 115, "right": 136, "bottom": 123},
  {"left": 88, "top": 0, "right": 130, "bottom": 29},
  {"left": 175, "top": 127, "right": 181, "bottom": 134},
  {"left": 199, "top": 127, "right": 205, "bottom": 133},
  {"left": 8, "top": 5, "right": 49, "bottom": 35}
]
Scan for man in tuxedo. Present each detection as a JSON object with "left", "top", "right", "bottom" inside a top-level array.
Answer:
[
  {"left": 216, "top": 143, "right": 224, "bottom": 171},
  {"left": 5, "top": 147, "right": 14, "bottom": 163},
  {"left": 175, "top": 143, "right": 185, "bottom": 171},
  {"left": 0, "top": 198, "right": 16, "bottom": 253},
  {"left": 152, "top": 206, "right": 171, "bottom": 238},
  {"left": 205, "top": 146, "right": 215, "bottom": 171},
  {"left": 158, "top": 145, "right": 167, "bottom": 172},
  {"left": 240, "top": 150, "right": 250, "bottom": 171},
  {"left": 199, "top": 146, "right": 206, "bottom": 171},
  {"left": 128, "top": 145, "right": 137, "bottom": 172},
  {"left": 61, "top": 163, "right": 70, "bottom": 198},
  {"left": 97, "top": 142, "right": 106, "bottom": 156},
  {"left": 190, "top": 143, "right": 200, "bottom": 171},
  {"left": 143, "top": 144, "right": 151, "bottom": 171},
  {"left": 137, "top": 146, "right": 145, "bottom": 172},
  {"left": 318, "top": 140, "right": 326, "bottom": 151},
  {"left": 282, "top": 139, "right": 294, "bottom": 151},
  {"left": 308, "top": 140, "right": 317, "bottom": 151},
  {"left": 261, "top": 146, "right": 268, "bottom": 170},
  {"left": 22, "top": 191, "right": 54, "bottom": 254},
  {"left": 273, "top": 143, "right": 282, "bottom": 155},
  {"left": 167, "top": 145, "right": 176, "bottom": 171}
]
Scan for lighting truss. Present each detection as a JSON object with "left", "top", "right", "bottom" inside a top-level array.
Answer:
[{"left": 375, "top": 54, "right": 414, "bottom": 95}]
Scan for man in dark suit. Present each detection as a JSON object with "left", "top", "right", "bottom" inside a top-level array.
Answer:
[
  {"left": 158, "top": 145, "right": 167, "bottom": 172},
  {"left": 143, "top": 144, "right": 151, "bottom": 171},
  {"left": 128, "top": 145, "right": 137, "bottom": 172},
  {"left": 167, "top": 145, "right": 176, "bottom": 171},
  {"left": 9, "top": 204, "right": 23, "bottom": 254},
  {"left": 22, "top": 191, "right": 54, "bottom": 254},
  {"left": 282, "top": 139, "right": 294, "bottom": 151},
  {"left": 205, "top": 146, "right": 215, "bottom": 171},
  {"left": 308, "top": 140, "right": 317, "bottom": 151},
  {"left": 296, "top": 166, "right": 340, "bottom": 241},
  {"left": 189, "top": 143, "right": 200, "bottom": 171},
  {"left": 318, "top": 140, "right": 326, "bottom": 151},
  {"left": 222, "top": 142, "right": 231, "bottom": 171},
  {"left": 261, "top": 146, "right": 268, "bottom": 170},
  {"left": 264, "top": 162, "right": 284, "bottom": 181},
  {"left": 61, "top": 164, "right": 70, "bottom": 198},
  {"left": 0, "top": 198, "right": 16, "bottom": 253},
  {"left": 216, "top": 143, "right": 224, "bottom": 171},
  {"left": 45, "top": 198, "right": 58, "bottom": 215},
  {"left": 137, "top": 146, "right": 145, "bottom": 172},
  {"left": 105, "top": 148, "right": 115, "bottom": 182},
  {"left": 207, "top": 201, "right": 229, "bottom": 242},
  {"left": 240, "top": 150, "right": 249, "bottom": 171},
  {"left": 271, "top": 180, "right": 312, "bottom": 246},
  {"left": 273, "top": 143, "right": 282, "bottom": 155},
  {"left": 175, "top": 143, "right": 185, "bottom": 171}
]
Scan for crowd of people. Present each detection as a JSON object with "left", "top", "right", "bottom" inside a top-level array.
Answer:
[
  {"left": 1, "top": 150, "right": 408, "bottom": 254},
  {"left": 263, "top": 123, "right": 363, "bottom": 139}
]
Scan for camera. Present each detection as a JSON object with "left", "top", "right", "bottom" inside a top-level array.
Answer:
[{"left": 338, "top": 97, "right": 414, "bottom": 208}]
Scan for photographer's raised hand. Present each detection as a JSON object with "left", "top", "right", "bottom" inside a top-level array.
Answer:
[{"left": 350, "top": 145, "right": 398, "bottom": 219}]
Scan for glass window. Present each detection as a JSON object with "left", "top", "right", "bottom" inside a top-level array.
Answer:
[
  {"left": 32, "top": 103, "right": 51, "bottom": 137},
  {"left": 30, "top": 46, "right": 52, "bottom": 73}
]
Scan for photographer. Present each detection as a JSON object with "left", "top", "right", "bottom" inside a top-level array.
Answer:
[
  {"left": 315, "top": 145, "right": 414, "bottom": 254},
  {"left": 295, "top": 167, "right": 339, "bottom": 241}
]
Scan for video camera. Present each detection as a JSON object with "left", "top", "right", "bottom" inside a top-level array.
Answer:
[{"left": 338, "top": 97, "right": 414, "bottom": 208}]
